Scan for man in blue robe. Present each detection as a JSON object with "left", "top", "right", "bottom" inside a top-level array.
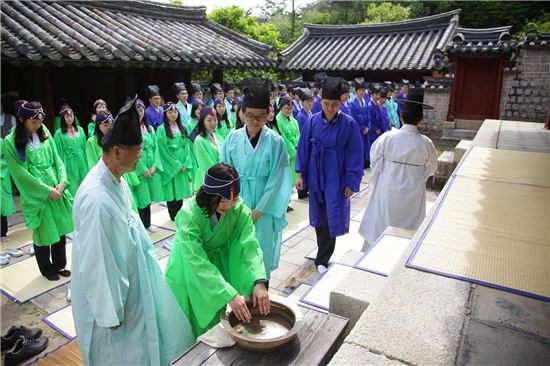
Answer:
[
  {"left": 311, "top": 93, "right": 322, "bottom": 115},
  {"left": 72, "top": 96, "right": 194, "bottom": 365},
  {"left": 339, "top": 83, "right": 351, "bottom": 115},
  {"left": 295, "top": 77, "right": 363, "bottom": 273},
  {"left": 220, "top": 78, "right": 292, "bottom": 280},
  {"left": 224, "top": 81, "right": 236, "bottom": 120},
  {"left": 188, "top": 83, "right": 203, "bottom": 105},
  {"left": 292, "top": 90, "right": 302, "bottom": 119},
  {"left": 367, "top": 86, "right": 383, "bottom": 168},
  {"left": 295, "top": 88, "right": 314, "bottom": 132},
  {"left": 144, "top": 85, "right": 163, "bottom": 130},
  {"left": 349, "top": 80, "right": 371, "bottom": 168},
  {"left": 379, "top": 91, "right": 391, "bottom": 133},
  {"left": 174, "top": 82, "right": 192, "bottom": 128},
  {"left": 396, "top": 80, "right": 409, "bottom": 118}
]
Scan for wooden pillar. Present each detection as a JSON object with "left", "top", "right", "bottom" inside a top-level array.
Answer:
[
  {"left": 212, "top": 68, "right": 223, "bottom": 84},
  {"left": 493, "top": 55, "right": 504, "bottom": 119},
  {"left": 32, "top": 64, "right": 55, "bottom": 131},
  {"left": 447, "top": 56, "right": 460, "bottom": 122}
]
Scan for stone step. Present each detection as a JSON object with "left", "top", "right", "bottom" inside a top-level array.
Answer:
[
  {"left": 442, "top": 128, "right": 478, "bottom": 141},
  {"left": 455, "top": 119, "right": 484, "bottom": 130},
  {"left": 454, "top": 139, "right": 473, "bottom": 165}
]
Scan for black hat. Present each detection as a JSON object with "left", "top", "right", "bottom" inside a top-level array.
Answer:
[
  {"left": 223, "top": 81, "right": 234, "bottom": 93},
  {"left": 298, "top": 88, "right": 314, "bottom": 101},
  {"left": 370, "top": 84, "right": 382, "bottom": 94},
  {"left": 400, "top": 79, "right": 410, "bottom": 86},
  {"left": 210, "top": 83, "right": 223, "bottom": 93},
  {"left": 191, "top": 83, "right": 202, "bottom": 94},
  {"left": 395, "top": 88, "right": 434, "bottom": 111},
  {"left": 341, "top": 83, "right": 350, "bottom": 94},
  {"left": 103, "top": 95, "right": 142, "bottom": 146},
  {"left": 241, "top": 78, "right": 272, "bottom": 109},
  {"left": 313, "top": 72, "right": 328, "bottom": 83},
  {"left": 173, "top": 82, "right": 187, "bottom": 94},
  {"left": 277, "top": 84, "right": 287, "bottom": 92},
  {"left": 144, "top": 85, "right": 160, "bottom": 98},
  {"left": 321, "top": 77, "right": 346, "bottom": 100},
  {"left": 354, "top": 78, "right": 366, "bottom": 90}
]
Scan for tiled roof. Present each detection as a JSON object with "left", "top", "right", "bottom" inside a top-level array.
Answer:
[
  {"left": 278, "top": 10, "right": 460, "bottom": 72},
  {"left": 518, "top": 30, "right": 550, "bottom": 47},
  {"left": 447, "top": 26, "right": 516, "bottom": 54},
  {"left": 1, "top": 0, "right": 274, "bottom": 68}
]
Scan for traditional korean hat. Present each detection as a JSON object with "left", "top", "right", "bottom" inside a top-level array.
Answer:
[
  {"left": 241, "top": 78, "right": 272, "bottom": 109},
  {"left": 395, "top": 88, "right": 434, "bottom": 110},
  {"left": 320, "top": 76, "right": 346, "bottom": 100},
  {"left": 103, "top": 95, "right": 142, "bottom": 146},
  {"left": 203, "top": 170, "right": 240, "bottom": 201},
  {"left": 278, "top": 93, "right": 293, "bottom": 109},
  {"left": 200, "top": 106, "right": 216, "bottom": 120},
  {"left": 59, "top": 106, "right": 73, "bottom": 117},
  {"left": 298, "top": 88, "right": 314, "bottom": 101},
  {"left": 191, "top": 83, "right": 203, "bottom": 94},
  {"left": 144, "top": 85, "right": 160, "bottom": 98},
  {"left": 354, "top": 78, "right": 366, "bottom": 90},
  {"left": 162, "top": 102, "right": 178, "bottom": 113},
  {"left": 93, "top": 99, "right": 107, "bottom": 109},
  {"left": 173, "top": 82, "right": 187, "bottom": 94},
  {"left": 136, "top": 99, "right": 145, "bottom": 110},
  {"left": 14, "top": 100, "right": 28, "bottom": 117},
  {"left": 223, "top": 81, "right": 235, "bottom": 93},
  {"left": 210, "top": 83, "right": 223, "bottom": 94},
  {"left": 18, "top": 102, "right": 45, "bottom": 120},
  {"left": 95, "top": 112, "right": 113, "bottom": 125}
]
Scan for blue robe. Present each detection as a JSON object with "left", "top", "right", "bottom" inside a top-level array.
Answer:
[
  {"left": 349, "top": 92, "right": 357, "bottom": 103},
  {"left": 220, "top": 126, "right": 292, "bottom": 279},
  {"left": 296, "top": 108, "right": 312, "bottom": 132},
  {"left": 396, "top": 91, "right": 408, "bottom": 118},
  {"left": 339, "top": 101, "right": 351, "bottom": 116},
  {"left": 71, "top": 159, "right": 194, "bottom": 366},
  {"left": 367, "top": 100, "right": 383, "bottom": 147},
  {"left": 350, "top": 96, "right": 371, "bottom": 160},
  {"left": 224, "top": 97, "right": 235, "bottom": 121},
  {"left": 292, "top": 100, "right": 302, "bottom": 118},
  {"left": 145, "top": 105, "right": 163, "bottom": 130},
  {"left": 176, "top": 101, "right": 192, "bottom": 128},
  {"left": 380, "top": 105, "right": 391, "bottom": 133},
  {"left": 296, "top": 112, "right": 363, "bottom": 237},
  {"left": 311, "top": 96, "right": 322, "bottom": 115}
]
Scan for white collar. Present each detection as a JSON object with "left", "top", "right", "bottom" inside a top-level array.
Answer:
[{"left": 99, "top": 158, "right": 122, "bottom": 185}]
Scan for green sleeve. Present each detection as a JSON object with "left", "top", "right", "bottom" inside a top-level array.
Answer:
[
  {"left": 50, "top": 133, "right": 69, "bottom": 185},
  {"left": 276, "top": 114, "right": 297, "bottom": 159},
  {"left": 156, "top": 127, "right": 183, "bottom": 182},
  {"left": 53, "top": 116, "right": 61, "bottom": 131},
  {"left": 86, "top": 137, "right": 101, "bottom": 170},
  {"left": 53, "top": 130, "right": 66, "bottom": 162},
  {"left": 152, "top": 133, "right": 164, "bottom": 173}
]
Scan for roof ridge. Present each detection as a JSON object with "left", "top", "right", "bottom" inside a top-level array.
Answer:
[{"left": 456, "top": 26, "right": 512, "bottom": 33}]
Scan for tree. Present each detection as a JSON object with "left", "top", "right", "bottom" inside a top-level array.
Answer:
[
  {"left": 169, "top": 0, "right": 183, "bottom": 5},
  {"left": 363, "top": 2, "right": 411, "bottom": 24}
]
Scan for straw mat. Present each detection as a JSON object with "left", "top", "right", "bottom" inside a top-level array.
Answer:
[{"left": 408, "top": 176, "right": 550, "bottom": 300}]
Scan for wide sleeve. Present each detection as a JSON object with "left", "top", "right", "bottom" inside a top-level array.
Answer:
[
  {"left": 277, "top": 115, "right": 296, "bottom": 160},
  {"left": 295, "top": 116, "right": 312, "bottom": 185},
  {"left": 85, "top": 138, "right": 99, "bottom": 170},
  {"left": 53, "top": 130, "right": 66, "bottom": 162},
  {"left": 156, "top": 127, "right": 183, "bottom": 182},
  {"left": 228, "top": 201, "right": 267, "bottom": 294},
  {"left": 2, "top": 137, "right": 51, "bottom": 228},
  {"left": 254, "top": 135, "right": 292, "bottom": 222},
  {"left": 424, "top": 138, "right": 438, "bottom": 180},
  {"left": 50, "top": 136, "right": 69, "bottom": 186},
  {"left": 75, "top": 200, "right": 130, "bottom": 327},
  {"left": 219, "top": 132, "right": 233, "bottom": 164},
  {"left": 165, "top": 211, "right": 238, "bottom": 329},
  {"left": 344, "top": 119, "right": 364, "bottom": 192}
]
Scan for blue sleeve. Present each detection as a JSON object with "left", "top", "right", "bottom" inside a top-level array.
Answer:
[
  {"left": 344, "top": 118, "right": 364, "bottom": 192},
  {"left": 295, "top": 116, "right": 312, "bottom": 187}
]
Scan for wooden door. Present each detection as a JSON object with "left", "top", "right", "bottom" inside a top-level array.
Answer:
[{"left": 448, "top": 56, "right": 503, "bottom": 120}]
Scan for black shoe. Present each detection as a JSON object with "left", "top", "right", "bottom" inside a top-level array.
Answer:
[
  {"left": 1, "top": 326, "right": 42, "bottom": 350},
  {"left": 4, "top": 335, "right": 48, "bottom": 365},
  {"left": 286, "top": 206, "right": 294, "bottom": 212},
  {"left": 45, "top": 273, "right": 60, "bottom": 281},
  {"left": 58, "top": 269, "right": 71, "bottom": 277}
]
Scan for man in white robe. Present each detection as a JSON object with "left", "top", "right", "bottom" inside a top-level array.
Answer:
[
  {"left": 359, "top": 89, "right": 438, "bottom": 247},
  {"left": 71, "top": 96, "right": 194, "bottom": 366}
]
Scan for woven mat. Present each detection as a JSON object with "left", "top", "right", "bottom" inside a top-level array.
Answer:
[
  {"left": 150, "top": 209, "right": 177, "bottom": 231},
  {"left": 300, "top": 264, "right": 354, "bottom": 310},
  {"left": 1, "top": 243, "right": 72, "bottom": 303},
  {"left": 2, "top": 222, "right": 33, "bottom": 249},
  {"left": 43, "top": 305, "right": 75, "bottom": 339},
  {"left": 455, "top": 147, "right": 549, "bottom": 187},
  {"left": 355, "top": 234, "right": 411, "bottom": 276},
  {"left": 407, "top": 176, "right": 550, "bottom": 301}
]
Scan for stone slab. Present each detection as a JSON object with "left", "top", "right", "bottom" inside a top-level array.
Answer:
[
  {"left": 454, "top": 139, "right": 473, "bottom": 165},
  {"left": 328, "top": 343, "right": 405, "bottom": 366}
]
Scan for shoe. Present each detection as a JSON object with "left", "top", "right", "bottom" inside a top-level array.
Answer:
[
  {"left": 4, "top": 335, "right": 48, "bottom": 366},
  {"left": 67, "top": 286, "right": 71, "bottom": 302},
  {"left": 163, "top": 240, "right": 173, "bottom": 251},
  {"left": 316, "top": 265, "right": 328, "bottom": 274},
  {"left": 0, "top": 256, "right": 9, "bottom": 266},
  {"left": 5, "top": 248, "right": 24, "bottom": 257},
  {"left": 146, "top": 226, "right": 158, "bottom": 233},
  {"left": 45, "top": 273, "right": 60, "bottom": 281},
  {"left": 1, "top": 236, "right": 9, "bottom": 242},
  {"left": 58, "top": 269, "right": 71, "bottom": 277},
  {"left": 28, "top": 245, "right": 35, "bottom": 256},
  {"left": 0, "top": 251, "right": 9, "bottom": 258},
  {"left": 1, "top": 326, "right": 42, "bottom": 350},
  {"left": 286, "top": 206, "right": 294, "bottom": 212}
]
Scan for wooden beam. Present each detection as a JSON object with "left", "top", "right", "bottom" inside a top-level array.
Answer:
[{"left": 32, "top": 64, "right": 55, "bottom": 131}]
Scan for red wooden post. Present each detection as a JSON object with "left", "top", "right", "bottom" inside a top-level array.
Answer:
[
  {"left": 447, "top": 56, "right": 460, "bottom": 122},
  {"left": 493, "top": 55, "right": 504, "bottom": 119}
]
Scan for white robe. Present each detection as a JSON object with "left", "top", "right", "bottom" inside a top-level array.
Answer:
[
  {"left": 71, "top": 159, "right": 194, "bottom": 365},
  {"left": 359, "top": 124, "right": 438, "bottom": 245}
]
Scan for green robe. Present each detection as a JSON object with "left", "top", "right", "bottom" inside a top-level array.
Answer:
[
  {"left": 165, "top": 197, "right": 266, "bottom": 337},
  {"left": 156, "top": 124, "right": 195, "bottom": 202},
  {"left": 133, "top": 126, "right": 164, "bottom": 209},
  {"left": 186, "top": 118, "right": 199, "bottom": 137},
  {"left": 53, "top": 115, "right": 80, "bottom": 131},
  {"left": 276, "top": 112, "right": 300, "bottom": 183},
  {"left": 228, "top": 115, "right": 237, "bottom": 130},
  {"left": 3, "top": 129, "right": 73, "bottom": 246},
  {"left": 0, "top": 137, "right": 16, "bottom": 216},
  {"left": 215, "top": 121, "right": 232, "bottom": 144},
  {"left": 192, "top": 133, "right": 222, "bottom": 192},
  {"left": 85, "top": 136, "right": 102, "bottom": 171},
  {"left": 54, "top": 127, "right": 88, "bottom": 196},
  {"left": 87, "top": 120, "right": 95, "bottom": 139}
]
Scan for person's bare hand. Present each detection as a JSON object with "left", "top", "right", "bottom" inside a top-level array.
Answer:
[
  {"left": 229, "top": 295, "right": 251, "bottom": 323},
  {"left": 253, "top": 283, "right": 270, "bottom": 316},
  {"left": 55, "top": 182, "right": 66, "bottom": 194},
  {"left": 143, "top": 169, "right": 152, "bottom": 178},
  {"left": 180, "top": 166, "right": 187, "bottom": 172},
  {"left": 149, "top": 166, "right": 157, "bottom": 175},
  {"left": 251, "top": 209, "right": 262, "bottom": 222},
  {"left": 344, "top": 187, "right": 354, "bottom": 198},
  {"left": 109, "top": 323, "right": 122, "bottom": 330},
  {"left": 362, "top": 127, "right": 369, "bottom": 135},
  {"left": 49, "top": 189, "right": 61, "bottom": 200},
  {"left": 295, "top": 174, "right": 303, "bottom": 190},
  {"left": 376, "top": 129, "right": 381, "bottom": 135}
]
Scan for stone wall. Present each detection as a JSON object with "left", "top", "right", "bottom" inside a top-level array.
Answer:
[
  {"left": 420, "top": 87, "right": 451, "bottom": 137},
  {"left": 500, "top": 46, "right": 550, "bottom": 122}
]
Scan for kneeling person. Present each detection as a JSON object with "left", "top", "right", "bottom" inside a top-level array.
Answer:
[{"left": 165, "top": 163, "right": 270, "bottom": 337}]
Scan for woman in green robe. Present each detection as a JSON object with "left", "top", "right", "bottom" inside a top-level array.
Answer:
[
  {"left": 276, "top": 95, "right": 300, "bottom": 184},
  {"left": 85, "top": 112, "right": 111, "bottom": 170},
  {"left": 133, "top": 99, "right": 164, "bottom": 232},
  {"left": 186, "top": 100, "right": 204, "bottom": 142},
  {"left": 157, "top": 102, "right": 196, "bottom": 221},
  {"left": 213, "top": 100, "right": 232, "bottom": 143},
  {"left": 53, "top": 107, "right": 87, "bottom": 196},
  {"left": 1, "top": 137, "right": 16, "bottom": 242},
  {"left": 86, "top": 99, "right": 108, "bottom": 138},
  {"left": 193, "top": 107, "right": 222, "bottom": 192},
  {"left": 165, "top": 163, "right": 270, "bottom": 337},
  {"left": 3, "top": 101, "right": 73, "bottom": 281}
]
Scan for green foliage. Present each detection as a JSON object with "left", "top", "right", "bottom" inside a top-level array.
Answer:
[
  {"left": 208, "top": 6, "right": 287, "bottom": 52},
  {"left": 516, "top": 12, "right": 550, "bottom": 40},
  {"left": 362, "top": 2, "right": 411, "bottom": 24},
  {"left": 168, "top": 0, "right": 183, "bottom": 5},
  {"left": 191, "top": 69, "right": 286, "bottom": 88}
]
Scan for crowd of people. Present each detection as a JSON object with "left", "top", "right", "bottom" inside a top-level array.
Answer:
[{"left": 0, "top": 74, "right": 437, "bottom": 365}]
